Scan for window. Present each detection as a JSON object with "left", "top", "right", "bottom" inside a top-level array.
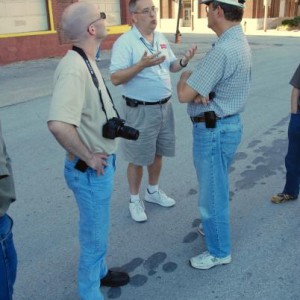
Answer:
[{"left": 0, "top": 0, "right": 53, "bottom": 35}]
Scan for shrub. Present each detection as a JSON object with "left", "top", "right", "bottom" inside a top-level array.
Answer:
[{"left": 281, "top": 17, "right": 300, "bottom": 27}]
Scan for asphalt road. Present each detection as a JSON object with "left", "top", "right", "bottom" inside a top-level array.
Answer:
[{"left": 0, "top": 32, "right": 300, "bottom": 300}]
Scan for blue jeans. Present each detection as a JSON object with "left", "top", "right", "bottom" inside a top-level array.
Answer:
[
  {"left": 64, "top": 155, "right": 116, "bottom": 300},
  {"left": 0, "top": 214, "right": 17, "bottom": 300},
  {"left": 283, "top": 113, "right": 300, "bottom": 197},
  {"left": 193, "top": 115, "right": 242, "bottom": 258}
]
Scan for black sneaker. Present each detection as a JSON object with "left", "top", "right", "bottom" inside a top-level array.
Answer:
[{"left": 100, "top": 270, "right": 130, "bottom": 287}]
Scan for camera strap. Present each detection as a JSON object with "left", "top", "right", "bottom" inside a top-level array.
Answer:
[{"left": 72, "top": 46, "right": 120, "bottom": 121}]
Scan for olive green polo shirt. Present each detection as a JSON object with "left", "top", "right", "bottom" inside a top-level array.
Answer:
[{"left": 0, "top": 122, "right": 16, "bottom": 216}]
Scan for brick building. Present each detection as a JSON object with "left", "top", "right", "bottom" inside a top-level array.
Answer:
[
  {"left": 0, "top": 0, "right": 132, "bottom": 65},
  {"left": 0, "top": 0, "right": 299, "bottom": 65}
]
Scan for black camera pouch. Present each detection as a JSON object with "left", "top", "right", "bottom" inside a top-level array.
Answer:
[
  {"left": 74, "top": 159, "right": 88, "bottom": 172},
  {"left": 126, "top": 99, "right": 139, "bottom": 107},
  {"left": 204, "top": 111, "right": 217, "bottom": 128}
]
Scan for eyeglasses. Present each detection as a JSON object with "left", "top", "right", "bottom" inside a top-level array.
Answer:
[
  {"left": 88, "top": 12, "right": 106, "bottom": 27},
  {"left": 133, "top": 6, "right": 158, "bottom": 16}
]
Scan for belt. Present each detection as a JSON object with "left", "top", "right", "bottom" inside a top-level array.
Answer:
[
  {"left": 123, "top": 96, "right": 171, "bottom": 107},
  {"left": 190, "top": 114, "right": 234, "bottom": 123},
  {"left": 190, "top": 116, "right": 206, "bottom": 123}
]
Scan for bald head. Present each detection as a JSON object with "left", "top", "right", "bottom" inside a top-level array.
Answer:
[{"left": 62, "top": 2, "right": 98, "bottom": 43}]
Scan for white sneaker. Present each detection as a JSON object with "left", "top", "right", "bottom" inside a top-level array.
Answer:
[
  {"left": 144, "top": 189, "right": 175, "bottom": 207},
  {"left": 129, "top": 200, "right": 147, "bottom": 222},
  {"left": 190, "top": 251, "right": 231, "bottom": 270},
  {"left": 197, "top": 222, "right": 205, "bottom": 236}
]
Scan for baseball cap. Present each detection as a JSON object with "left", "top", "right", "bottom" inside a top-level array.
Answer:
[{"left": 200, "top": 0, "right": 245, "bottom": 8}]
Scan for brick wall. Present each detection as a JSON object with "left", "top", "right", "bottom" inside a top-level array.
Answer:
[
  {"left": 0, "top": 0, "right": 121, "bottom": 65},
  {"left": 0, "top": 0, "right": 75, "bottom": 65}
]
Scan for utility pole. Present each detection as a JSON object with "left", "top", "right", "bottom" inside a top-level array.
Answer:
[
  {"left": 175, "top": 0, "right": 182, "bottom": 43},
  {"left": 263, "top": 0, "right": 269, "bottom": 32}
]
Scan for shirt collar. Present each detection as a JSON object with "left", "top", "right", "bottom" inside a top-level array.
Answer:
[
  {"left": 215, "top": 24, "right": 243, "bottom": 45},
  {"left": 132, "top": 25, "right": 157, "bottom": 44}
]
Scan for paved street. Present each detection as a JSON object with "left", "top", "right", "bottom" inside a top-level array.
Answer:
[{"left": 0, "top": 31, "right": 300, "bottom": 300}]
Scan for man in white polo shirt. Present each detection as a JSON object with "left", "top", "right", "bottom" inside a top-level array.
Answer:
[{"left": 110, "top": 0, "right": 196, "bottom": 222}]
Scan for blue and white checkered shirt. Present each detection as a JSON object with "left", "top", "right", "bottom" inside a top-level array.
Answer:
[{"left": 187, "top": 25, "right": 252, "bottom": 117}]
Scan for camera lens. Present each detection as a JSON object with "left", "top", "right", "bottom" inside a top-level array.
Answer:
[{"left": 118, "top": 125, "right": 139, "bottom": 140}]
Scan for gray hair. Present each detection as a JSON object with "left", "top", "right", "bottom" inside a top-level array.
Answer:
[{"left": 129, "top": 0, "right": 140, "bottom": 13}]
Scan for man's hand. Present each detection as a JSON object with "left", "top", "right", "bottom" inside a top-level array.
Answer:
[
  {"left": 87, "top": 153, "right": 108, "bottom": 176},
  {"left": 180, "top": 45, "right": 197, "bottom": 66},
  {"left": 193, "top": 95, "right": 210, "bottom": 105},
  {"left": 138, "top": 51, "right": 166, "bottom": 69}
]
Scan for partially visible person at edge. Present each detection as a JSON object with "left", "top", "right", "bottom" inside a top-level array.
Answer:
[
  {"left": 271, "top": 63, "right": 300, "bottom": 204},
  {"left": 47, "top": 3, "right": 129, "bottom": 300},
  {"left": 110, "top": 0, "right": 197, "bottom": 223},
  {"left": 177, "top": 0, "right": 251, "bottom": 270},
  {"left": 0, "top": 121, "right": 17, "bottom": 300}
]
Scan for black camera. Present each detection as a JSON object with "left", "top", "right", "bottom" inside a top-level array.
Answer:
[{"left": 103, "top": 117, "right": 139, "bottom": 140}]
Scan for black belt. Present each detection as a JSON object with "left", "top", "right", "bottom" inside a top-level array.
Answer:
[
  {"left": 123, "top": 96, "right": 171, "bottom": 107},
  {"left": 190, "top": 114, "right": 233, "bottom": 123}
]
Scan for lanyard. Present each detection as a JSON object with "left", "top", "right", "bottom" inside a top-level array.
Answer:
[
  {"left": 139, "top": 38, "right": 162, "bottom": 69},
  {"left": 72, "top": 46, "right": 120, "bottom": 121},
  {"left": 139, "top": 37, "right": 159, "bottom": 54}
]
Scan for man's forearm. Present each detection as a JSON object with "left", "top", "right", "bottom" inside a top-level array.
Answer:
[
  {"left": 170, "top": 58, "right": 188, "bottom": 73},
  {"left": 177, "top": 71, "right": 197, "bottom": 103},
  {"left": 111, "top": 63, "right": 144, "bottom": 86},
  {"left": 47, "top": 121, "right": 92, "bottom": 163},
  {"left": 291, "top": 87, "right": 300, "bottom": 113}
]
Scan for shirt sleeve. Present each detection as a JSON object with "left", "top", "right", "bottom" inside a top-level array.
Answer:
[
  {"left": 48, "top": 72, "right": 85, "bottom": 127},
  {"left": 110, "top": 36, "right": 133, "bottom": 74},
  {"left": 0, "top": 128, "right": 9, "bottom": 177},
  {"left": 290, "top": 63, "right": 300, "bottom": 89},
  {"left": 187, "top": 47, "right": 226, "bottom": 97}
]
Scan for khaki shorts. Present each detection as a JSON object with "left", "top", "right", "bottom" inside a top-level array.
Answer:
[{"left": 121, "top": 100, "right": 175, "bottom": 166}]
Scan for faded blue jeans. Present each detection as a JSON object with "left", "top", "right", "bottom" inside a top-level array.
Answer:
[
  {"left": 193, "top": 114, "right": 242, "bottom": 258},
  {"left": 283, "top": 113, "right": 300, "bottom": 197},
  {"left": 0, "top": 214, "right": 17, "bottom": 300},
  {"left": 64, "top": 154, "right": 116, "bottom": 300}
]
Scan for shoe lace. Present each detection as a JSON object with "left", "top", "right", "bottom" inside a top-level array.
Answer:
[
  {"left": 157, "top": 189, "right": 168, "bottom": 200},
  {"left": 134, "top": 200, "right": 145, "bottom": 212}
]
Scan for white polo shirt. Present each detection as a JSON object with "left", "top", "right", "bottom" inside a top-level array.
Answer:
[{"left": 110, "top": 25, "right": 177, "bottom": 102}]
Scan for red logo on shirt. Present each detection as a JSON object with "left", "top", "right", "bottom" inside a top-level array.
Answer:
[{"left": 160, "top": 44, "right": 167, "bottom": 49}]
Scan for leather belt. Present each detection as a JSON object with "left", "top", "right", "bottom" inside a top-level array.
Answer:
[
  {"left": 190, "top": 114, "right": 234, "bottom": 123},
  {"left": 190, "top": 116, "right": 206, "bottom": 123},
  {"left": 123, "top": 95, "right": 171, "bottom": 107}
]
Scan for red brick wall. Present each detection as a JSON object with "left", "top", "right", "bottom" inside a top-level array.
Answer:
[
  {"left": 0, "top": 34, "right": 69, "bottom": 65},
  {"left": 0, "top": 0, "right": 75, "bottom": 65}
]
